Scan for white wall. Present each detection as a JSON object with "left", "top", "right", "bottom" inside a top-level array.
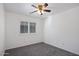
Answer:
[
  {"left": 44, "top": 7, "right": 79, "bottom": 55},
  {"left": 0, "top": 4, "right": 5, "bottom": 55},
  {"left": 5, "top": 11, "right": 44, "bottom": 50}
]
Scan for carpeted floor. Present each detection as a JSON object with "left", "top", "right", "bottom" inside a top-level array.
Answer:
[{"left": 4, "top": 42, "right": 78, "bottom": 56}]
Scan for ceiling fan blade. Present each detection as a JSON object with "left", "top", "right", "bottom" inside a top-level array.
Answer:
[
  {"left": 44, "top": 10, "right": 51, "bottom": 12},
  {"left": 44, "top": 3, "right": 48, "bottom": 7},
  {"left": 40, "top": 11, "right": 43, "bottom": 15},
  {"left": 32, "top": 5, "right": 37, "bottom": 8},
  {"left": 30, "top": 10, "right": 37, "bottom": 14}
]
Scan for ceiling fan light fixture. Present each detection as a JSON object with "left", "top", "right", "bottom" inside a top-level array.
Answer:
[
  {"left": 37, "top": 10, "right": 44, "bottom": 15},
  {"left": 31, "top": 3, "right": 51, "bottom": 15}
]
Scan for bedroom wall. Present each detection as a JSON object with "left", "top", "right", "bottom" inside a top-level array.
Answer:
[
  {"left": 0, "top": 4, "right": 5, "bottom": 55},
  {"left": 44, "top": 6, "right": 79, "bottom": 55},
  {"left": 5, "top": 11, "right": 44, "bottom": 50}
]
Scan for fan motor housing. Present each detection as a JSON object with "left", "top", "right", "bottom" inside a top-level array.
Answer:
[{"left": 38, "top": 5, "right": 43, "bottom": 10}]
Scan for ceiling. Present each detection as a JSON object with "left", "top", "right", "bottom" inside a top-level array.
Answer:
[{"left": 4, "top": 3, "right": 79, "bottom": 18}]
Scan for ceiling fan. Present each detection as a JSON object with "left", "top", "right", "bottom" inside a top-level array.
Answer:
[{"left": 30, "top": 3, "right": 51, "bottom": 15}]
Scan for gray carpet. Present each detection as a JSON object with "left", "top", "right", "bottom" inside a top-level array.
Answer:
[{"left": 4, "top": 42, "right": 78, "bottom": 56}]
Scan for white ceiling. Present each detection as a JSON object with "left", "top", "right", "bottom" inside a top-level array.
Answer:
[{"left": 4, "top": 3, "right": 79, "bottom": 18}]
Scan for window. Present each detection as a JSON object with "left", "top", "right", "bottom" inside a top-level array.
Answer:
[
  {"left": 20, "top": 21, "right": 36, "bottom": 33},
  {"left": 30, "top": 22, "right": 36, "bottom": 33},
  {"left": 20, "top": 21, "right": 28, "bottom": 33}
]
